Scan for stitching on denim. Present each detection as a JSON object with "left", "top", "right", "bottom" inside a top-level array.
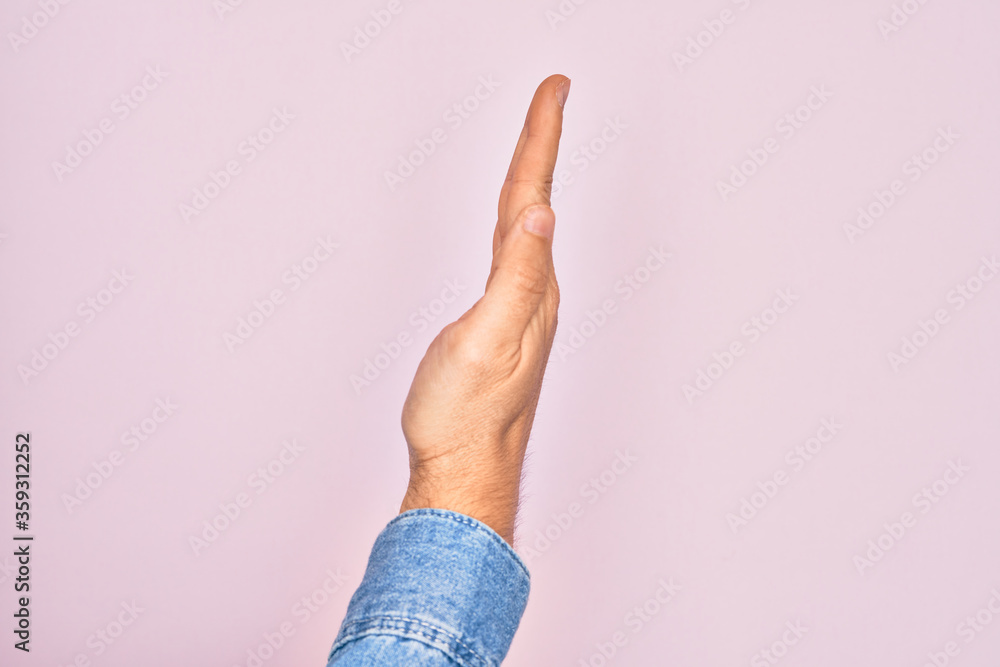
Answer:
[{"left": 330, "top": 614, "right": 494, "bottom": 666}]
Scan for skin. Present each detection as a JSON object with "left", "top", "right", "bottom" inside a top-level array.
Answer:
[{"left": 398, "top": 74, "right": 571, "bottom": 545}]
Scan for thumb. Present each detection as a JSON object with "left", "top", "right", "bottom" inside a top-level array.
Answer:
[{"left": 477, "top": 205, "right": 556, "bottom": 344}]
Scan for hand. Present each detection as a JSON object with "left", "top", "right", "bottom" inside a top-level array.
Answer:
[{"left": 398, "top": 74, "right": 571, "bottom": 545}]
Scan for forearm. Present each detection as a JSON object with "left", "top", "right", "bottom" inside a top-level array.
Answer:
[{"left": 399, "top": 449, "right": 526, "bottom": 545}]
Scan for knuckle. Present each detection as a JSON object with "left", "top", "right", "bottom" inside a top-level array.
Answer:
[
  {"left": 511, "top": 176, "right": 553, "bottom": 203},
  {"left": 535, "top": 176, "right": 553, "bottom": 202},
  {"left": 445, "top": 326, "right": 492, "bottom": 373},
  {"left": 510, "top": 262, "right": 548, "bottom": 297}
]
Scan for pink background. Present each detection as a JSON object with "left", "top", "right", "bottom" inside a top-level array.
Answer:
[{"left": 2, "top": 1, "right": 999, "bottom": 665}]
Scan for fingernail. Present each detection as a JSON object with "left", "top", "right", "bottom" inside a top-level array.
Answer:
[
  {"left": 523, "top": 207, "right": 555, "bottom": 240},
  {"left": 556, "top": 78, "right": 571, "bottom": 108}
]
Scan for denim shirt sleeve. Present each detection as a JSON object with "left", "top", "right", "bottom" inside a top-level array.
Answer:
[{"left": 326, "top": 508, "right": 531, "bottom": 667}]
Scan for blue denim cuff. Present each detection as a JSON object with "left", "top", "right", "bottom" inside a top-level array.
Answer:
[{"left": 328, "top": 508, "right": 531, "bottom": 667}]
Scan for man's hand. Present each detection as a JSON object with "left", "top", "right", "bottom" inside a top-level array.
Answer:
[{"left": 398, "top": 75, "right": 571, "bottom": 545}]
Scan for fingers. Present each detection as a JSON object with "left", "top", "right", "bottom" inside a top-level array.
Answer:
[
  {"left": 496, "top": 74, "right": 570, "bottom": 248},
  {"left": 496, "top": 122, "right": 529, "bottom": 243},
  {"left": 476, "top": 75, "right": 568, "bottom": 351},
  {"left": 477, "top": 205, "right": 558, "bottom": 350}
]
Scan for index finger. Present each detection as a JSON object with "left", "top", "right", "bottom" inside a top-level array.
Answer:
[{"left": 498, "top": 74, "right": 570, "bottom": 239}]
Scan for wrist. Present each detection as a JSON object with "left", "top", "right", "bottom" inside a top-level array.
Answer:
[{"left": 399, "top": 463, "right": 522, "bottom": 544}]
